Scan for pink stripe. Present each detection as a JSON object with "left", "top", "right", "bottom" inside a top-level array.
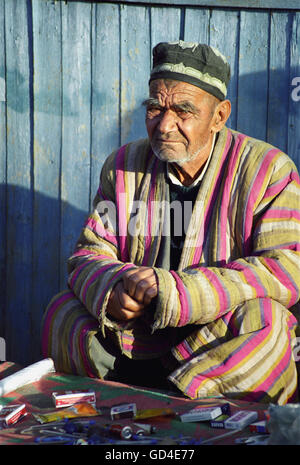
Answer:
[
  {"left": 262, "top": 208, "right": 300, "bottom": 221},
  {"left": 265, "top": 169, "right": 300, "bottom": 198},
  {"left": 85, "top": 217, "right": 118, "bottom": 246},
  {"left": 142, "top": 160, "right": 158, "bottom": 265},
  {"left": 82, "top": 264, "right": 113, "bottom": 303},
  {"left": 71, "top": 249, "right": 111, "bottom": 259},
  {"left": 192, "top": 129, "right": 232, "bottom": 265},
  {"left": 68, "top": 314, "right": 98, "bottom": 377},
  {"left": 175, "top": 340, "right": 194, "bottom": 360},
  {"left": 176, "top": 310, "right": 235, "bottom": 360},
  {"left": 187, "top": 298, "right": 274, "bottom": 397},
  {"left": 170, "top": 271, "right": 190, "bottom": 326},
  {"left": 250, "top": 308, "right": 296, "bottom": 401},
  {"left": 199, "top": 268, "right": 229, "bottom": 317},
  {"left": 264, "top": 174, "right": 294, "bottom": 199},
  {"left": 293, "top": 170, "right": 300, "bottom": 184},
  {"left": 115, "top": 145, "right": 129, "bottom": 261},
  {"left": 71, "top": 251, "right": 111, "bottom": 260},
  {"left": 69, "top": 254, "right": 111, "bottom": 289},
  {"left": 241, "top": 267, "right": 266, "bottom": 298},
  {"left": 188, "top": 306, "right": 297, "bottom": 400},
  {"left": 41, "top": 290, "right": 74, "bottom": 356},
  {"left": 218, "top": 133, "right": 247, "bottom": 263},
  {"left": 243, "top": 148, "right": 280, "bottom": 255},
  {"left": 264, "top": 257, "right": 299, "bottom": 306},
  {"left": 282, "top": 243, "right": 300, "bottom": 251},
  {"left": 72, "top": 248, "right": 94, "bottom": 258},
  {"left": 225, "top": 261, "right": 266, "bottom": 297},
  {"left": 251, "top": 340, "right": 292, "bottom": 400},
  {"left": 69, "top": 260, "right": 95, "bottom": 289}
]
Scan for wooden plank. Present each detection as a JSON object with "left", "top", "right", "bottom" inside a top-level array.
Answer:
[
  {"left": 209, "top": 9, "right": 239, "bottom": 130},
  {"left": 0, "top": 1, "right": 6, "bottom": 340},
  {"left": 32, "top": 0, "right": 63, "bottom": 360},
  {"left": 90, "top": 2, "right": 120, "bottom": 200},
  {"left": 267, "top": 12, "right": 291, "bottom": 153},
  {"left": 237, "top": 10, "right": 269, "bottom": 141},
  {"left": 103, "top": 0, "right": 300, "bottom": 10},
  {"left": 147, "top": 6, "right": 182, "bottom": 129},
  {"left": 288, "top": 12, "right": 300, "bottom": 169},
  {"left": 5, "top": 0, "right": 33, "bottom": 364},
  {"left": 120, "top": 4, "right": 150, "bottom": 144},
  {"left": 147, "top": 4, "right": 181, "bottom": 119},
  {"left": 60, "top": 1, "right": 92, "bottom": 285},
  {"left": 150, "top": 6, "right": 182, "bottom": 48},
  {"left": 184, "top": 8, "right": 210, "bottom": 44}
]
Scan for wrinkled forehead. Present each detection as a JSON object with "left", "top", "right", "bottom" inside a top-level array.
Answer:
[{"left": 149, "top": 78, "right": 213, "bottom": 104}]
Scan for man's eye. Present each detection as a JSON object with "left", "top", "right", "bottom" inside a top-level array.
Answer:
[
  {"left": 146, "top": 107, "right": 162, "bottom": 116},
  {"left": 177, "top": 109, "right": 191, "bottom": 118}
]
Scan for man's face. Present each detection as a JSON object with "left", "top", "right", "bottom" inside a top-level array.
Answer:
[{"left": 145, "top": 79, "right": 218, "bottom": 166}]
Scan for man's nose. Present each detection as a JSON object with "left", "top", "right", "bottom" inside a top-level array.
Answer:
[{"left": 157, "top": 109, "right": 177, "bottom": 133}]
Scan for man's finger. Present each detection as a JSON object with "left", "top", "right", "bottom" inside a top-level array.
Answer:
[
  {"left": 106, "top": 281, "right": 145, "bottom": 321},
  {"left": 123, "top": 267, "right": 157, "bottom": 302},
  {"left": 143, "top": 285, "right": 158, "bottom": 306}
]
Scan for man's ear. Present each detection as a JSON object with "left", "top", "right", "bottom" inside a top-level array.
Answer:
[{"left": 212, "top": 99, "right": 231, "bottom": 133}]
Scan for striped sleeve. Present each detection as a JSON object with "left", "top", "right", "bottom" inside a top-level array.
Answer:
[
  {"left": 152, "top": 149, "right": 300, "bottom": 331},
  {"left": 67, "top": 146, "right": 137, "bottom": 331}
]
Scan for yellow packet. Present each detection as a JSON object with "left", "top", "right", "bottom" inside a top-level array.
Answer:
[
  {"left": 33, "top": 402, "right": 101, "bottom": 424},
  {"left": 135, "top": 408, "right": 174, "bottom": 420}
]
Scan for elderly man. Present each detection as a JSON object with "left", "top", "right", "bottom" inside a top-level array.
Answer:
[{"left": 42, "top": 41, "right": 300, "bottom": 404}]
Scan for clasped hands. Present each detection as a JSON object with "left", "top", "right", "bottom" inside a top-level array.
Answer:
[{"left": 106, "top": 267, "right": 158, "bottom": 321}]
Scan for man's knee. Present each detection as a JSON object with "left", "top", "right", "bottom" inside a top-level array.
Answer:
[
  {"left": 41, "top": 289, "right": 99, "bottom": 376},
  {"left": 228, "top": 297, "right": 296, "bottom": 336}
]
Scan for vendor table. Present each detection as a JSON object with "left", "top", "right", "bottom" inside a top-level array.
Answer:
[{"left": 0, "top": 361, "right": 269, "bottom": 448}]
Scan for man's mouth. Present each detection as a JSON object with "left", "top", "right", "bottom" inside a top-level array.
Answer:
[{"left": 156, "top": 138, "right": 183, "bottom": 144}]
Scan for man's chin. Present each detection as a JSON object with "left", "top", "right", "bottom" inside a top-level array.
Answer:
[
  {"left": 152, "top": 147, "right": 185, "bottom": 163},
  {"left": 152, "top": 149, "right": 193, "bottom": 166}
]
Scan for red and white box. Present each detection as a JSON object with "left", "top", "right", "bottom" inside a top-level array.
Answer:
[
  {"left": 0, "top": 403, "right": 27, "bottom": 426},
  {"left": 111, "top": 403, "right": 137, "bottom": 420},
  {"left": 52, "top": 390, "right": 96, "bottom": 408}
]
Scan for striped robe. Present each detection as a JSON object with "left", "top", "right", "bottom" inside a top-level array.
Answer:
[{"left": 42, "top": 126, "right": 300, "bottom": 404}]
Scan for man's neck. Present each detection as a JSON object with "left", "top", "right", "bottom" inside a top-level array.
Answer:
[{"left": 170, "top": 133, "right": 216, "bottom": 187}]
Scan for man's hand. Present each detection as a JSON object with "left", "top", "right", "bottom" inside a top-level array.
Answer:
[
  {"left": 106, "top": 267, "right": 158, "bottom": 321},
  {"left": 122, "top": 267, "right": 158, "bottom": 306},
  {"left": 106, "top": 281, "right": 145, "bottom": 321}
]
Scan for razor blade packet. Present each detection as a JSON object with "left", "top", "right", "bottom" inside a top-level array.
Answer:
[
  {"left": 249, "top": 420, "right": 268, "bottom": 434},
  {"left": 110, "top": 403, "right": 174, "bottom": 421},
  {"left": 52, "top": 390, "right": 96, "bottom": 408},
  {"left": 33, "top": 402, "right": 101, "bottom": 424},
  {"left": 224, "top": 410, "right": 258, "bottom": 429},
  {"left": 0, "top": 403, "right": 28, "bottom": 428},
  {"left": 110, "top": 403, "right": 137, "bottom": 420},
  {"left": 210, "top": 414, "right": 230, "bottom": 429},
  {"left": 210, "top": 410, "right": 260, "bottom": 430},
  {"left": 180, "top": 403, "right": 231, "bottom": 422}
]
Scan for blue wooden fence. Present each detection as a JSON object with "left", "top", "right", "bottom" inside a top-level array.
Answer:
[{"left": 0, "top": 0, "right": 299, "bottom": 365}]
